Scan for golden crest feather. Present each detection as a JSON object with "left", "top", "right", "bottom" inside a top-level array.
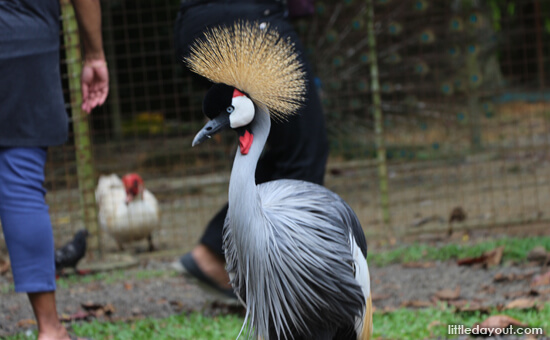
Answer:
[{"left": 185, "top": 21, "right": 306, "bottom": 120}]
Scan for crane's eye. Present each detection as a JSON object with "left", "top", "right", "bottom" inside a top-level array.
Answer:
[{"left": 226, "top": 105, "right": 235, "bottom": 114}]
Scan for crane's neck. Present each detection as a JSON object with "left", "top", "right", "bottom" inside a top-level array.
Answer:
[{"left": 228, "top": 104, "right": 270, "bottom": 224}]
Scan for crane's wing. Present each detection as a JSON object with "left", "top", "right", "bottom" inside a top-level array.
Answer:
[{"left": 260, "top": 179, "right": 367, "bottom": 256}]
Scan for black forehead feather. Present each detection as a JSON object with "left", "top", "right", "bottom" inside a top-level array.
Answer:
[{"left": 203, "top": 83, "right": 234, "bottom": 119}]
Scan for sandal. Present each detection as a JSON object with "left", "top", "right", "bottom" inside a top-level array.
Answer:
[{"left": 172, "top": 253, "right": 239, "bottom": 303}]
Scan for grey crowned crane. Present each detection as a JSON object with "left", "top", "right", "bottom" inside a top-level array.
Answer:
[{"left": 186, "top": 21, "right": 373, "bottom": 340}]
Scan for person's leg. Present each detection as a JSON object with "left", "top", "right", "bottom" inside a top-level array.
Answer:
[
  {"left": 175, "top": 204, "right": 232, "bottom": 291},
  {"left": 28, "top": 292, "right": 70, "bottom": 340},
  {"left": 199, "top": 204, "right": 228, "bottom": 258},
  {"left": 187, "top": 243, "right": 232, "bottom": 290},
  {"left": 195, "top": 204, "right": 231, "bottom": 288},
  {"left": 0, "top": 147, "right": 86, "bottom": 340}
]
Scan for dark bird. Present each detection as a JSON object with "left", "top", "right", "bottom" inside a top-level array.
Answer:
[
  {"left": 55, "top": 229, "right": 89, "bottom": 275},
  {"left": 448, "top": 206, "right": 467, "bottom": 235},
  {"left": 187, "top": 21, "right": 372, "bottom": 340}
]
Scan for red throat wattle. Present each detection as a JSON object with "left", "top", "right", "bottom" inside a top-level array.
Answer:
[
  {"left": 122, "top": 173, "right": 144, "bottom": 202},
  {"left": 239, "top": 130, "right": 253, "bottom": 155}
]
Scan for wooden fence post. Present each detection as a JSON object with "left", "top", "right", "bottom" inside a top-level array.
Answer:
[
  {"left": 60, "top": 0, "right": 102, "bottom": 258},
  {"left": 366, "top": 0, "right": 392, "bottom": 233}
]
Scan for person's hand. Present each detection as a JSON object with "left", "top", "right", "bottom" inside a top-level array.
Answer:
[{"left": 81, "top": 59, "right": 109, "bottom": 114}]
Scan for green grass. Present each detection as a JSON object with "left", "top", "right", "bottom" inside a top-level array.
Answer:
[
  {"left": 72, "top": 313, "right": 244, "bottom": 340},
  {"left": 4, "top": 304, "right": 549, "bottom": 340},
  {"left": 374, "top": 303, "right": 550, "bottom": 340},
  {"left": 369, "top": 236, "right": 550, "bottom": 267},
  {"left": 3, "top": 313, "right": 243, "bottom": 340}
]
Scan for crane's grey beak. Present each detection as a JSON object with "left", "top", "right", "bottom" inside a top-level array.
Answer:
[{"left": 192, "top": 113, "right": 230, "bottom": 146}]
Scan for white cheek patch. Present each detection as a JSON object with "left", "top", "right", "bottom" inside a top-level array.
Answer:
[{"left": 229, "top": 96, "right": 255, "bottom": 128}]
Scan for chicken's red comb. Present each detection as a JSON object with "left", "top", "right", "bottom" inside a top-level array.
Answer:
[{"left": 122, "top": 173, "right": 143, "bottom": 188}]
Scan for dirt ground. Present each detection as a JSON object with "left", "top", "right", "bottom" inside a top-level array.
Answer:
[{"left": 1, "top": 243, "right": 549, "bottom": 339}]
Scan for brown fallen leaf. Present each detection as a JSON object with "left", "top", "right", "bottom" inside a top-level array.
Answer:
[
  {"left": 505, "top": 298, "right": 536, "bottom": 310},
  {"left": 457, "top": 246, "right": 504, "bottom": 268},
  {"left": 527, "top": 246, "right": 549, "bottom": 263},
  {"left": 0, "top": 257, "right": 10, "bottom": 275},
  {"left": 434, "top": 286, "right": 461, "bottom": 301},
  {"left": 401, "top": 300, "right": 433, "bottom": 308},
  {"left": 59, "top": 310, "right": 90, "bottom": 322},
  {"left": 505, "top": 290, "right": 532, "bottom": 299},
  {"left": 103, "top": 303, "right": 115, "bottom": 315},
  {"left": 485, "top": 246, "right": 504, "bottom": 267},
  {"left": 475, "top": 314, "right": 527, "bottom": 329},
  {"left": 531, "top": 271, "right": 550, "bottom": 287},
  {"left": 478, "top": 285, "right": 496, "bottom": 294},
  {"left": 81, "top": 301, "right": 104, "bottom": 311},
  {"left": 452, "top": 301, "right": 491, "bottom": 313},
  {"left": 457, "top": 255, "right": 487, "bottom": 266},
  {"left": 16, "top": 319, "right": 36, "bottom": 327},
  {"left": 402, "top": 261, "right": 436, "bottom": 269},
  {"left": 123, "top": 282, "right": 133, "bottom": 291},
  {"left": 80, "top": 301, "right": 115, "bottom": 317},
  {"left": 495, "top": 270, "right": 539, "bottom": 283},
  {"left": 494, "top": 272, "right": 516, "bottom": 282}
]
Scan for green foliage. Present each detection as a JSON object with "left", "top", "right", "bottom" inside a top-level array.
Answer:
[
  {"left": 507, "top": 2, "right": 516, "bottom": 16},
  {"left": 369, "top": 236, "right": 550, "bottom": 266},
  {"left": 488, "top": 0, "right": 501, "bottom": 31}
]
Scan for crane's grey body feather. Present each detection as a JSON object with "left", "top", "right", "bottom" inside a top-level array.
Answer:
[
  {"left": 225, "top": 179, "right": 367, "bottom": 339},
  {"left": 223, "top": 104, "right": 369, "bottom": 339}
]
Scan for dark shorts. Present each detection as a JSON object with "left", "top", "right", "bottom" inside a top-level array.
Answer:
[{"left": 0, "top": 2, "right": 68, "bottom": 147}]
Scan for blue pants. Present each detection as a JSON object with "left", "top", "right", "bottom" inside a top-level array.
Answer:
[{"left": 0, "top": 147, "right": 56, "bottom": 293}]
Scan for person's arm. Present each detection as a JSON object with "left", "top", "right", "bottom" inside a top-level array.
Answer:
[{"left": 71, "top": 0, "right": 109, "bottom": 113}]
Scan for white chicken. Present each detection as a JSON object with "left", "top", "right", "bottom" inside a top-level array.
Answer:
[{"left": 95, "top": 173, "right": 160, "bottom": 251}]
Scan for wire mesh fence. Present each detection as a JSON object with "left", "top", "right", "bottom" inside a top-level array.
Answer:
[
  {"left": 1, "top": 0, "right": 549, "bottom": 256},
  {"left": 296, "top": 0, "right": 550, "bottom": 238}
]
